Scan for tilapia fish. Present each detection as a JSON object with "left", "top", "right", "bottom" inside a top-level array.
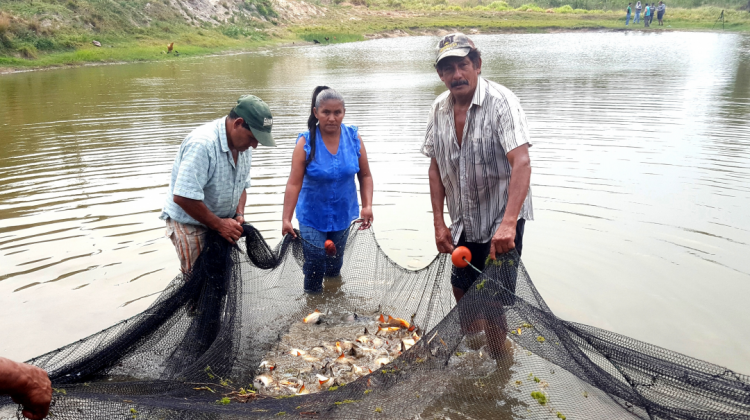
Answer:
[{"left": 252, "top": 310, "right": 421, "bottom": 396}]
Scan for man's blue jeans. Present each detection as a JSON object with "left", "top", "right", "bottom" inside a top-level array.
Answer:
[
  {"left": 635, "top": 10, "right": 641, "bottom": 23},
  {"left": 299, "top": 224, "right": 350, "bottom": 293},
  {"left": 626, "top": 13, "right": 631, "bottom": 25}
]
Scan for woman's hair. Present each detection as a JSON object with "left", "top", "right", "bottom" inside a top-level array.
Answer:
[{"left": 306, "top": 86, "right": 345, "bottom": 167}]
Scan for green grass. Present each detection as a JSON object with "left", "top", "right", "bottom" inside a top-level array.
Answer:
[
  {"left": 1, "top": 0, "right": 749, "bottom": 71},
  {"left": 293, "top": 30, "right": 365, "bottom": 43}
]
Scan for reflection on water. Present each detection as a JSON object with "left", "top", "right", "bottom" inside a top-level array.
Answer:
[{"left": 1, "top": 32, "right": 749, "bottom": 373}]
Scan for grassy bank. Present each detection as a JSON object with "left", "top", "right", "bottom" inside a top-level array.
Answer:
[{"left": 1, "top": 0, "right": 749, "bottom": 71}]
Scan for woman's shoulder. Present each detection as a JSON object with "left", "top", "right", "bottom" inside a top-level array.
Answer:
[
  {"left": 341, "top": 124, "right": 360, "bottom": 142},
  {"left": 341, "top": 123, "right": 359, "bottom": 134}
]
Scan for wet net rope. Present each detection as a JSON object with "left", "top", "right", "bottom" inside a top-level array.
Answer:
[{"left": 1, "top": 223, "right": 749, "bottom": 419}]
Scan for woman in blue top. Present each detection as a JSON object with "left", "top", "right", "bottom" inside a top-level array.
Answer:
[{"left": 282, "top": 86, "right": 374, "bottom": 293}]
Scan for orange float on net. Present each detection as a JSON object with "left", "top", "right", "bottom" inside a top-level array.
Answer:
[
  {"left": 451, "top": 246, "right": 472, "bottom": 268},
  {"left": 324, "top": 239, "right": 337, "bottom": 256}
]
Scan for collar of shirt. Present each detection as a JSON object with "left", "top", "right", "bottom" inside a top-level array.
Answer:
[
  {"left": 217, "top": 117, "right": 238, "bottom": 169},
  {"left": 219, "top": 117, "right": 229, "bottom": 154},
  {"left": 439, "top": 76, "right": 487, "bottom": 112}
]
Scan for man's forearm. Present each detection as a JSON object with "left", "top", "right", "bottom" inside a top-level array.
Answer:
[
  {"left": 0, "top": 357, "right": 26, "bottom": 394},
  {"left": 501, "top": 156, "right": 531, "bottom": 225},
  {"left": 428, "top": 159, "right": 447, "bottom": 227},
  {"left": 173, "top": 195, "right": 223, "bottom": 230},
  {"left": 236, "top": 189, "right": 247, "bottom": 216}
]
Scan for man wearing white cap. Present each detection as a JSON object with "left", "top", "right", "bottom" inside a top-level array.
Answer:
[{"left": 421, "top": 33, "right": 533, "bottom": 355}]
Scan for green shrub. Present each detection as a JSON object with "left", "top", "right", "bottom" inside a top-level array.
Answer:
[
  {"left": 34, "top": 37, "right": 55, "bottom": 50},
  {"left": 554, "top": 4, "right": 574, "bottom": 12},
  {"left": 487, "top": 0, "right": 509, "bottom": 9},
  {"left": 18, "top": 43, "right": 37, "bottom": 58},
  {"left": 516, "top": 3, "right": 544, "bottom": 11}
]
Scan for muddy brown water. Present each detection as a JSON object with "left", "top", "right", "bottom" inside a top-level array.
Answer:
[{"left": 1, "top": 32, "right": 749, "bottom": 373}]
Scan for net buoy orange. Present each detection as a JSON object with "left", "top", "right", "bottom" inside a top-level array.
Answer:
[
  {"left": 324, "top": 239, "right": 337, "bottom": 256},
  {"left": 451, "top": 246, "right": 471, "bottom": 268}
]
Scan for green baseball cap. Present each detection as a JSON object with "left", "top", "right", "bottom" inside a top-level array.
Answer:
[{"left": 233, "top": 95, "right": 275, "bottom": 147}]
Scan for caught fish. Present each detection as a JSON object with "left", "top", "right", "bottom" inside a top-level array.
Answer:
[
  {"left": 290, "top": 348, "right": 306, "bottom": 356},
  {"left": 377, "top": 326, "right": 401, "bottom": 335},
  {"left": 302, "top": 354, "right": 320, "bottom": 363},
  {"left": 317, "top": 374, "right": 334, "bottom": 389},
  {"left": 259, "top": 360, "right": 276, "bottom": 371},
  {"left": 386, "top": 315, "right": 411, "bottom": 329},
  {"left": 374, "top": 357, "right": 391, "bottom": 367},
  {"left": 253, "top": 374, "right": 274, "bottom": 389},
  {"left": 401, "top": 337, "right": 416, "bottom": 351},
  {"left": 303, "top": 310, "right": 323, "bottom": 324},
  {"left": 356, "top": 335, "right": 370, "bottom": 344},
  {"left": 350, "top": 364, "right": 366, "bottom": 375},
  {"left": 296, "top": 384, "right": 310, "bottom": 395},
  {"left": 280, "top": 379, "right": 298, "bottom": 388},
  {"left": 335, "top": 353, "right": 350, "bottom": 364},
  {"left": 336, "top": 341, "right": 343, "bottom": 354}
]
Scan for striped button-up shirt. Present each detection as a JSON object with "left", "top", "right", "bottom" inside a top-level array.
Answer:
[
  {"left": 422, "top": 76, "right": 533, "bottom": 245},
  {"left": 160, "top": 117, "right": 252, "bottom": 226}
]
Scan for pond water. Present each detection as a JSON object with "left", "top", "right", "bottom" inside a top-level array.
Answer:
[{"left": 1, "top": 32, "right": 749, "bottom": 373}]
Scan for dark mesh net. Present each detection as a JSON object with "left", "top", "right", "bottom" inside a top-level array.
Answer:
[{"left": 2, "top": 224, "right": 749, "bottom": 419}]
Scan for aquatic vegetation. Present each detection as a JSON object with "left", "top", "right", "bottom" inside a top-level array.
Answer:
[
  {"left": 334, "top": 399, "right": 359, "bottom": 405},
  {"left": 216, "top": 397, "right": 231, "bottom": 405},
  {"left": 531, "top": 390, "right": 547, "bottom": 405}
]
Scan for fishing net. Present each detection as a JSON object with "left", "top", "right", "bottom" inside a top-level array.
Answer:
[{"left": 2, "top": 223, "right": 749, "bottom": 419}]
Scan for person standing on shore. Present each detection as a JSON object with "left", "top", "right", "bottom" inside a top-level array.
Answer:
[
  {"left": 644, "top": 3, "right": 651, "bottom": 27},
  {"left": 650, "top": 3, "right": 656, "bottom": 24},
  {"left": 635, "top": 1, "right": 642, "bottom": 23},
  {"left": 423, "top": 33, "right": 533, "bottom": 358},
  {"left": 657, "top": 1, "right": 666, "bottom": 25},
  {"left": 626, "top": 3, "right": 632, "bottom": 25},
  {"left": 160, "top": 95, "right": 275, "bottom": 273}
]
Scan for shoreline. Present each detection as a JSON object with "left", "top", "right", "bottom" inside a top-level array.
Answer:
[{"left": 2, "top": 7, "right": 749, "bottom": 75}]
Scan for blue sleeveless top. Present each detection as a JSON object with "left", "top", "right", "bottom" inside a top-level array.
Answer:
[{"left": 296, "top": 124, "right": 361, "bottom": 232}]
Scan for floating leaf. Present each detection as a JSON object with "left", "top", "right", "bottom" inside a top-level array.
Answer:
[
  {"left": 530, "top": 391, "right": 547, "bottom": 405},
  {"left": 537, "top": 336, "right": 546, "bottom": 343}
]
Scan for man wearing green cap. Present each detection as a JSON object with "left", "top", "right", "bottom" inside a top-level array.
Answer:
[{"left": 160, "top": 95, "right": 275, "bottom": 273}]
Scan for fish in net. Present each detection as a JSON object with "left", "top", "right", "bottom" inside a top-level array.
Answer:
[{"left": 1, "top": 223, "right": 749, "bottom": 419}]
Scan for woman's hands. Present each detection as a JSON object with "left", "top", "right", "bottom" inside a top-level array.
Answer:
[
  {"left": 358, "top": 206, "right": 374, "bottom": 230},
  {"left": 282, "top": 220, "right": 297, "bottom": 238}
]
